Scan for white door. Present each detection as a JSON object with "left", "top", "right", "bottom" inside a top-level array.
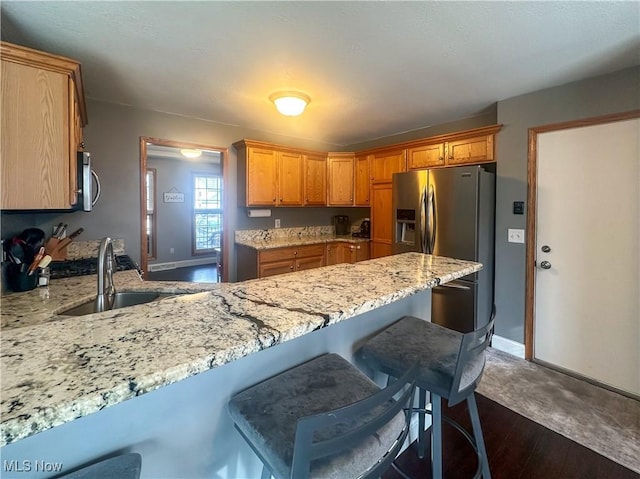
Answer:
[{"left": 534, "top": 117, "right": 639, "bottom": 396}]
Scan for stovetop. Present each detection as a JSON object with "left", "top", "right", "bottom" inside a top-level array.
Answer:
[{"left": 49, "top": 255, "right": 140, "bottom": 280}]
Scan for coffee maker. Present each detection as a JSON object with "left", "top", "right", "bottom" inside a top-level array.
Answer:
[
  {"left": 333, "top": 215, "right": 350, "bottom": 236},
  {"left": 352, "top": 218, "right": 371, "bottom": 238}
]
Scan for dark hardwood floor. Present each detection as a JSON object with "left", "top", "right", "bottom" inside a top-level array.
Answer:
[
  {"left": 383, "top": 393, "right": 639, "bottom": 479},
  {"left": 145, "top": 264, "right": 219, "bottom": 283}
]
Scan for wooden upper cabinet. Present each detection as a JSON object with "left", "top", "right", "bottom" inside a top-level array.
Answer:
[
  {"left": 278, "top": 151, "right": 303, "bottom": 206},
  {"left": 246, "top": 146, "right": 278, "bottom": 206},
  {"left": 1, "top": 41, "right": 87, "bottom": 210},
  {"left": 304, "top": 153, "right": 327, "bottom": 206},
  {"left": 354, "top": 155, "right": 370, "bottom": 206},
  {"left": 446, "top": 134, "right": 494, "bottom": 165},
  {"left": 235, "top": 140, "right": 305, "bottom": 207},
  {"left": 327, "top": 153, "right": 355, "bottom": 206},
  {"left": 370, "top": 149, "right": 406, "bottom": 183},
  {"left": 406, "top": 126, "right": 501, "bottom": 170},
  {"left": 408, "top": 142, "right": 446, "bottom": 169}
]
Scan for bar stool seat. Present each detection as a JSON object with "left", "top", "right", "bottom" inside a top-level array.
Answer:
[
  {"left": 57, "top": 452, "right": 141, "bottom": 479},
  {"left": 357, "top": 309, "right": 495, "bottom": 479},
  {"left": 228, "top": 353, "right": 416, "bottom": 479}
]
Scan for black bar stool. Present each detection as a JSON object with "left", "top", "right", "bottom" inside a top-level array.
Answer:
[
  {"left": 55, "top": 452, "right": 141, "bottom": 479},
  {"left": 357, "top": 307, "right": 496, "bottom": 479},
  {"left": 228, "top": 353, "right": 417, "bottom": 479}
]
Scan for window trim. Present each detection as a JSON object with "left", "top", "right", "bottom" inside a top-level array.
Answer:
[{"left": 191, "top": 171, "right": 223, "bottom": 256}]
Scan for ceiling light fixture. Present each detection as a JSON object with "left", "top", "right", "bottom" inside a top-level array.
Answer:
[
  {"left": 269, "top": 91, "right": 310, "bottom": 117},
  {"left": 180, "top": 148, "right": 202, "bottom": 159}
]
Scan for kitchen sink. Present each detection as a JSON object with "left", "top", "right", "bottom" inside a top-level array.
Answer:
[{"left": 59, "top": 291, "right": 175, "bottom": 316}]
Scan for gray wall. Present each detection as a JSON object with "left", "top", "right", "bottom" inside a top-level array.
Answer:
[
  {"left": 494, "top": 65, "right": 640, "bottom": 342},
  {"left": 1, "top": 99, "right": 351, "bottom": 282}
]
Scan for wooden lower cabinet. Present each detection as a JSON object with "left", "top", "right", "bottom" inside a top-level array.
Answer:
[
  {"left": 326, "top": 241, "right": 370, "bottom": 265},
  {"left": 237, "top": 244, "right": 325, "bottom": 280},
  {"left": 371, "top": 242, "right": 392, "bottom": 259},
  {"left": 237, "top": 241, "right": 370, "bottom": 280}
]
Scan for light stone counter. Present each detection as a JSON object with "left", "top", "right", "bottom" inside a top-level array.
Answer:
[{"left": 0, "top": 253, "right": 480, "bottom": 449}]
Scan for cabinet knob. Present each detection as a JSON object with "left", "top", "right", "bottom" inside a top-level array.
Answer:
[
  {"left": 290, "top": 265, "right": 294, "bottom": 270},
  {"left": 280, "top": 198, "right": 283, "bottom": 201},
  {"left": 297, "top": 264, "right": 300, "bottom": 269},
  {"left": 439, "top": 157, "right": 444, "bottom": 161},
  {"left": 273, "top": 198, "right": 276, "bottom": 202},
  {"left": 293, "top": 251, "right": 297, "bottom": 255}
]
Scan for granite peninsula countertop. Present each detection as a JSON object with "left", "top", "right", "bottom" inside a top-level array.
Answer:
[{"left": 0, "top": 253, "right": 481, "bottom": 446}]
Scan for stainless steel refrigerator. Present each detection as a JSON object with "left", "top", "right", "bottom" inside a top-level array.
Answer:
[{"left": 392, "top": 166, "right": 495, "bottom": 333}]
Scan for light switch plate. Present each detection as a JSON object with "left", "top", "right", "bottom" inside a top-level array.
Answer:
[
  {"left": 275, "top": 219, "right": 281, "bottom": 228},
  {"left": 508, "top": 229, "right": 525, "bottom": 243}
]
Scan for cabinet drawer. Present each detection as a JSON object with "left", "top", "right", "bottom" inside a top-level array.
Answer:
[
  {"left": 259, "top": 244, "right": 325, "bottom": 263},
  {"left": 259, "top": 259, "right": 295, "bottom": 278}
]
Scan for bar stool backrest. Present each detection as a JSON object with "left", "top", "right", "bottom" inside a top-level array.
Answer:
[
  {"left": 290, "top": 363, "right": 418, "bottom": 479},
  {"left": 447, "top": 305, "right": 496, "bottom": 406}
]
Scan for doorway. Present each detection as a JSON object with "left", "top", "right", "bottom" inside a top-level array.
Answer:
[
  {"left": 525, "top": 111, "right": 639, "bottom": 397},
  {"left": 139, "top": 137, "right": 229, "bottom": 282}
]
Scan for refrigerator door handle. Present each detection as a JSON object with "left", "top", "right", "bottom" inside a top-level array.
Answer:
[
  {"left": 428, "top": 184, "right": 436, "bottom": 253},
  {"left": 420, "top": 186, "right": 428, "bottom": 253},
  {"left": 439, "top": 282, "right": 472, "bottom": 291}
]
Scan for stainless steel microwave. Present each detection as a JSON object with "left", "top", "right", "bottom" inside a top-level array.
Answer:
[{"left": 76, "top": 151, "right": 101, "bottom": 211}]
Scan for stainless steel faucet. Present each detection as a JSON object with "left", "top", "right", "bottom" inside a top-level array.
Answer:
[{"left": 96, "top": 237, "right": 115, "bottom": 312}]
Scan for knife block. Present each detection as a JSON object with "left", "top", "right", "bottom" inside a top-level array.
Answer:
[{"left": 45, "top": 238, "right": 68, "bottom": 261}]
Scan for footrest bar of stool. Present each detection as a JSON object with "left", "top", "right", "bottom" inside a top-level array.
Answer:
[{"left": 408, "top": 407, "right": 484, "bottom": 479}]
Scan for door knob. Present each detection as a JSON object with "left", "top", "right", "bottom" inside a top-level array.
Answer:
[
  {"left": 540, "top": 261, "right": 552, "bottom": 269},
  {"left": 541, "top": 245, "right": 551, "bottom": 253}
]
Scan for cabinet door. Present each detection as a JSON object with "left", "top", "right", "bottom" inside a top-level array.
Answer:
[
  {"left": 304, "top": 154, "right": 327, "bottom": 206},
  {"left": 259, "top": 259, "right": 295, "bottom": 278},
  {"left": 371, "top": 241, "right": 392, "bottom": 259},
  {"left": 247, "top": 147, "right": 278, "bottom": 205},
  {"left": 326, "top": 243, "right": 338, "bottom": 266},
  {"left": 408, "top": 142, "right": 445, "bottom": 169},
  {"left": 371, "top": 182, "right": 393, "bottom": 255},
  {"left": 278, "top": 151, "right": 304, "bottom": 206},
  {"left": 354, "top": 155, "right": 371, "bottom": 206},
  {"left": 370, "top": 149, "right": 406, "bottom": 183},
  {"left": 355, "top": 242, "right": 370, "bottom": 262},
  {"left": 1, "top": 61, "right": 72, "bottom": 209},
  {"left": 446, "top": 134, "right": 494, "bottom": 165},
  {"left": 295, "top": 255, "right": 325, "bottom": 272},
  {"left": 327, "top": 154, "right": 354, "bottom": 205}
]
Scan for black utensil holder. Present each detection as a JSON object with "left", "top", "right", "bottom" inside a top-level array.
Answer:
[{"left": 6, "top": 263, "right": 37, "bottom": 292}]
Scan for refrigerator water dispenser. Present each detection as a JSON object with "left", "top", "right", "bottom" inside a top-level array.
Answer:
[{"left": 396, "top": 209, "right": 416, "bottom": 245}]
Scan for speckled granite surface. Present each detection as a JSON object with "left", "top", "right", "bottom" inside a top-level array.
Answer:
[
  {"left": 235, "top": 227, "right": 368, "bottom": 250},
  {"left": 0, "top": 253, "right": 480, "bottom": 446},
  {"left": 66, "top": 239, "right": 126, "bottom": 259}
]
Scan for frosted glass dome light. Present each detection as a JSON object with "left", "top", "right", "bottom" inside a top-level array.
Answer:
[{"left": 270, "top": 92, "right": 310, "bottom": 116}]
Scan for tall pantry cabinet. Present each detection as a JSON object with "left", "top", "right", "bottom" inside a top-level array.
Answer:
[{"left": 1, "top": 41, "right": 87, "bottom": 210}]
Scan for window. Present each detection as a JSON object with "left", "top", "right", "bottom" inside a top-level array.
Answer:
[
  {"left": 193, "top": 173, "right": 222, "bottom": 254},
  {"left": 146, "top": 168, "right": 157, "bottom": 259}
]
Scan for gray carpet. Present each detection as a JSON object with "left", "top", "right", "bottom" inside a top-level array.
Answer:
[{"left": 477, "top": 347, "right": 640, "bottom": 474}]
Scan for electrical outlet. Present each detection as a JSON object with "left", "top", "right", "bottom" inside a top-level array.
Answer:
[
  {"left": 170, "top": 247, "right": 175, "bottom": 254},
  {"left": 508, "top": 229, "right": 525, "bottom": 244},
  {"left": 275, "top": 219, "right": 281, "bottom": 228}
]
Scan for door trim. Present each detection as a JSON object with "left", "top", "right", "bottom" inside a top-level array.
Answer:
[{"left": 524, "top": 109, "right": 640, "bottom": 360}]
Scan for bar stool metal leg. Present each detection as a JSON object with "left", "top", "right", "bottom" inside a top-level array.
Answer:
[
  {"left": 418, "top": 388, "right": 428, "bottom": 459},
  {"left": 432, "top": 394, "right": 443, "bottom": 479},
  {"left": 468, "top": 393, "right": 491, "bottom": 479}
]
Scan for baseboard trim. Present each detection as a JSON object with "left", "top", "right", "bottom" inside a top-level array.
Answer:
[
  {"left": 491, "top": 335, "right": 525, "bottom": 358},
  {"left": 149, "top": 257, "right": 217, "bottom": 272}
]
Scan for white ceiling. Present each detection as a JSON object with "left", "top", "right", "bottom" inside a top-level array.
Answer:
[{"left": 2, "top": 1, "right": 639, "bottom": 147}]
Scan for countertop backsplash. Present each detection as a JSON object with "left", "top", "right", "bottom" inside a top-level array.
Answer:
[
  {"left": 65, "top": 239, "right": 126, "bottom": 259},
  {"left": 235, "top": 226, "right": 335, "bottom": 243}
]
